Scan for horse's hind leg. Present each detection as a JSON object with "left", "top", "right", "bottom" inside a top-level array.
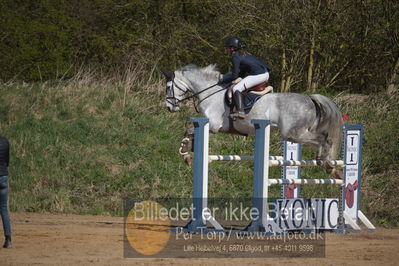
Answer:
[
  {"left": 316, "top": 140, "right": 331, "bottom": 165},
  {"left": 179, "top": 126, "right": 194, "bottom": 165},
  {"left": 282, "top": 129, "right": 324, "bottom": 153},
  {"left": 318, "top": 138, "right": 343, "bottom": 179},
  {"left": 283, "top": 128, "right": 342, "bottom": 178},
  {"left": 284, "top": 129, "right": 332, "bottom": 171}
]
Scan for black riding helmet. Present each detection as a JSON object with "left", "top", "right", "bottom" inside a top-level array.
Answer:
[{"left": 225, "top": 37, "right": 243, "bottom": 49}]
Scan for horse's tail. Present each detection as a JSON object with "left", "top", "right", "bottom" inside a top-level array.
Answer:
[{"left": 310, "top": 94, "right": 343, "bottom": 160}]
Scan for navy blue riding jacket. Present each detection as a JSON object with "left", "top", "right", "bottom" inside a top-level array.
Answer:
[{"left": 219, "top": 52, "right": 271, "bottom": 84}]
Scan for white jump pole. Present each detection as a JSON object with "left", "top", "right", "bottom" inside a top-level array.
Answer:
[
  {"left": 209, "top": 155, "right": 283, "bottom": 162},
  {"left": 270, "top": 179, "right": 344, "bottom": 185},
  {"left": 270, "top": 159, "right": 344, "bottom": 167}
]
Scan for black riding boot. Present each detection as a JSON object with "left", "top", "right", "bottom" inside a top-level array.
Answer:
[
  {"left": 3, "top": 236, "right": 11, "bottom": 248},
  {"left": 230, "top": 91, "right": 246, "bottom": 119}
]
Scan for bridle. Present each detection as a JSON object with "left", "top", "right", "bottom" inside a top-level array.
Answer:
[
  {"left": 166, "top": 72, "right": 226, "bottom": 112},
  {"left": 165, "top": 73, "right": 192, "bottom": 109}
]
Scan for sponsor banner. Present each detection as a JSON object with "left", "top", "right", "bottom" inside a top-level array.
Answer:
[{"left": 273, "top": 198, "right": 339, "bottom": 231}]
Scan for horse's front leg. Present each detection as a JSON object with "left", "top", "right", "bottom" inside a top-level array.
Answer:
[
  {"left": 179, "top": 117, "right": 224, "bottom": 165},
  {"left": 316, "top": 145, "right": 324, "bottom": 167},
  {"left": 179, "top": 126, "right": 194, "bottom": 165}
]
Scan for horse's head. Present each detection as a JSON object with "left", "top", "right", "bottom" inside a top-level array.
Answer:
[
  {"left": 161, "top": 64, "right": 221, "bottom": 112},
  {"left": 161, "top": 69, "right": 191, "bottom": 112}
]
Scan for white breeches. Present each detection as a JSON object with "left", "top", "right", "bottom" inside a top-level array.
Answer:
[{"left": 232, "top": 72, "right": 269, "bottom": 93}]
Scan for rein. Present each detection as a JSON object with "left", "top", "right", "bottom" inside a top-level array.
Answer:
[{"left": 194, "top": 86, "right": 227, "bottom": 112}]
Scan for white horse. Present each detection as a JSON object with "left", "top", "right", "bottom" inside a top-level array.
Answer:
[{"left": 162, "top": 64, "right": 343, "bottom": 177}]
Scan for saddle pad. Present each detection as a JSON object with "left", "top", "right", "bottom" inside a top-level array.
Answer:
[
  {"left": 242, "top": 88, "right": 273, "bottom": 110},
  {"left": 250, "top": 86, "right": 274, "bottom": 95}
]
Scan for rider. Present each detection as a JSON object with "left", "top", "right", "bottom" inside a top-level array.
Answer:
[{"left": 218, "top": 37, "right": 271, "bottom": 119}]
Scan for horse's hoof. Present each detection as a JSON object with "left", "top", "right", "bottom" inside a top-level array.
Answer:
[
  {"left": 179, "top": 146, "right": 188, "bottom": 155},
  {"left": 316, "top": 160, "right": 324, "bottom": 167},
  {"left": 183, "top": 154, "right": 192, "bottom": 165},
  {"left": 326, "top": 167, "right": 333, "bottom": 174},
  {"left": 179, "top": 138, "right": 190, "bottom": 155},
  {"left": 329, "top": 169, "right": 343, "bottom": 179},
  {"left": 325, "top": 160, "right": 334, "bottom": 170},
  {"left": 333, "top": 170, "right": 343, "bottom": 180}
]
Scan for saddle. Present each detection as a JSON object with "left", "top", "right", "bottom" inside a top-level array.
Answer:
[{"left": 226, "top": 78, "right": 273, "bottom": 110}]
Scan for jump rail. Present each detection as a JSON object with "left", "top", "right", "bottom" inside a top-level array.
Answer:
[
  {"left": 208, "top": 155, "right": 283, "bottom": 162},
  {"left": 269, "top": 178, "right": 344, "bottom": 185},
  {"left": 269, "top": 159, "right": 344, "bottom": 167}
]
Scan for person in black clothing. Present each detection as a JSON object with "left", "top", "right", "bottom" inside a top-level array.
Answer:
[
  {"left": 219, "top": 37, "right": 271, "bottom": 119},
  {"left": 0, "top": 136, "right": 11, "bottom": 248}
]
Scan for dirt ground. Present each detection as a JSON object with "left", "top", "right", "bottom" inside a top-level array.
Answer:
[{"left": 1, "top": 212, "right": 399, "bottom": 265}]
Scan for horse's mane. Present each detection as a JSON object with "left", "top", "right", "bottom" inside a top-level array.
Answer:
[{"left": 179, "top": 64, "right": 220, "bottom": 82}]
